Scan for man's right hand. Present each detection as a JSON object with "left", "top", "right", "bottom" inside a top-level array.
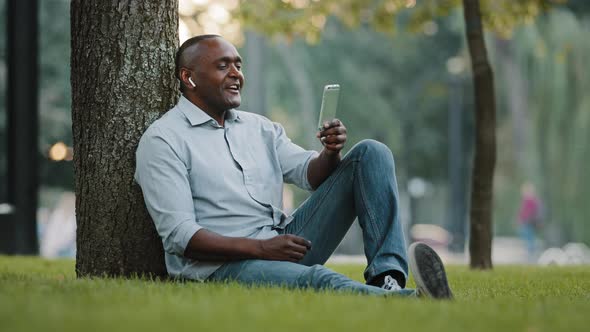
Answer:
[
  {"left": 184, "top": 229, "right": 312, "bottom": 263},
  {"left": 258, "top": 234, "right": 312, "bottom": 262}
]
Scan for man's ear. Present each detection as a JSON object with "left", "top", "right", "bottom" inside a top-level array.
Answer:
[{"left": 179, "top": 68, "right": 195, "bottom": 89}]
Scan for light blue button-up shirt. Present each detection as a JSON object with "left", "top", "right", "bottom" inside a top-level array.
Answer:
[{"left": 135, "top": 96, "right": 318, "bottom": 280}]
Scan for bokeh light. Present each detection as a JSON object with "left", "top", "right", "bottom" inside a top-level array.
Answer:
[{"left": 179, "top": 0, "right": 243, "bottom": 45}]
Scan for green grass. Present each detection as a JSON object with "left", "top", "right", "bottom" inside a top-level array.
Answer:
[{"left": 1, "top": 256, "right": 589, "bottom": 332}]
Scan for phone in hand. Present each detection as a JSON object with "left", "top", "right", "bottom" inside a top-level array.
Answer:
[{"left": 317, "top": 84, "right": 340, "bottom": 131}]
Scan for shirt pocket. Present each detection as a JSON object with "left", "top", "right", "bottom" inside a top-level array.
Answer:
[{"left": 243, "top": 140, "right": 281, "bottom": 205}]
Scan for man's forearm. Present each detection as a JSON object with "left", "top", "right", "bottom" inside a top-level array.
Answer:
[
  {"left": 307, "top": 149, "right": 341, "bottom": 189},
  {"left": 183, "top": 228, "right": 261, "bottom": 261}
]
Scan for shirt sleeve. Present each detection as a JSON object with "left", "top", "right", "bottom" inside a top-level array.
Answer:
[
  {"left": 134, "top": 127, "right": 202, "bottom": 257},
  {"left": 273, "top": 122, "right": 318, "bottom": 191}
]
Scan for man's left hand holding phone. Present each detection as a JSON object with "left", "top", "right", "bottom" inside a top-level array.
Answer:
[{"left": 317, "top": 119, "right": 347, "bottom": 156}]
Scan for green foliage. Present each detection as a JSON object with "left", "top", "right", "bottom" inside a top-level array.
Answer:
[
  {"left": 233, "top": 0, "right": 590, "bottom": 245},
  {"left": 1, "top": 256, "right": 590, "bottom": 332},
  {"left": 234, "top": 0, "right": 565, "bottom": 42},
  {"left": 496, "top": 8, "right": 590, "bottom": 243},
  {"left": 244, "top": 16, "right": 466, "bottom": 210},
  {"left": 261, "top": 18, "right": 463, "bottom": 182},
  {"left": 478, "top": 0, "right": 559, "bottom": 37},
  {"left": 486, "top": 7, "right": 590, "bottom": 242}
]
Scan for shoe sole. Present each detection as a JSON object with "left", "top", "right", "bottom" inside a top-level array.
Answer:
[{"left": 408, "top": 242, "right": 453, "bottom": 299}]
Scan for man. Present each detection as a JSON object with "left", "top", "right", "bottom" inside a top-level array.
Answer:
[{"left": 135, "top": 35, "right": 452, "bottom": 298}]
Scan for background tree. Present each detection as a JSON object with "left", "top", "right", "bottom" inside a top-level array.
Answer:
[
  {"left": 499, "top": 4, "right": 590, "bottom": 245},
  {"left": 71, "top": 0, "right": 178, "bottom": 277},
  {"left": 462, "top": 0, "right": 495, "bottom": 269}
]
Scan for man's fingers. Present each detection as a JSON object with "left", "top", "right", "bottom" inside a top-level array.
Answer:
[
  {"left": 323, "top": 135, "right": 346, "bottom": 145},
  {"left": 289, "top": 251, "right": 305, "bottom": 261},
  {"left": 321, "top": 119, "right": 344, "bottom": 131},
  {"left": 329, "top": 118, "right": 341, "bottom": 127},
  {"left": 290, "top": 236, "right": 312, "bottom": 249},
  {"left": 290, "top": 242, "right": 309, "bottom": 255},
  {"left": 318, "top": 119, "right": 346, "bottom": 148},
  {"left": 320, "top": 126, "right": 345, "bottom": 137},
  {"left": 322, "top": 119, "right": 339, "bottom": 128},
  {"left": 320, "top": 132, "right": 346, "bottom": 142}
]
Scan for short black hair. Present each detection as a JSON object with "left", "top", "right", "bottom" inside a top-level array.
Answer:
[{"left": 175, "top": 34, "right": 220, "bottom": 91}]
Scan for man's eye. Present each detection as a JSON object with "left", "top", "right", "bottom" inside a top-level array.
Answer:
[
  {"left": 218, "top": 64, "right": 227, "bottom": 69},
  {"left": 236, "top": 65, "right": 242, "bottom": 71}
]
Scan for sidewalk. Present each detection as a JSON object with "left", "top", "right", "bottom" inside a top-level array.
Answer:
[{"left": 327, "top": 236, "right": 532, "bottom": 265}]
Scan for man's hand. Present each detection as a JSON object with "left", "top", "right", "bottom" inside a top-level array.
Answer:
[
  {"left": 258, "top": 234, "right": 312, "bottom": 262},
  {"left": 316, "top": 119, "right": 347, "bottom": 156},
  {"left": 307, "top": 119, "right": 347, "bottom": 189}
]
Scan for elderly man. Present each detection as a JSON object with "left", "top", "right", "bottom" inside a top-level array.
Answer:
[{"left": 135, "top": 35, "right": 452, "bottom": 298}]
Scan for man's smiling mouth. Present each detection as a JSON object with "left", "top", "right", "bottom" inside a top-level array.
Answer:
[{"left": 227, "top": 84, "right": 240, "bottom": 91}]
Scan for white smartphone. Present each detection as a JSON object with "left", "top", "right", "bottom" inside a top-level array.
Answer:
[{"left": 317, "top": 84, "right": 340, "bottom": 131}]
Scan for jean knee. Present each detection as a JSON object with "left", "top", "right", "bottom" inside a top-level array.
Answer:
[{"left": 350, "top": 139, "right": 395, "bottom": 167}]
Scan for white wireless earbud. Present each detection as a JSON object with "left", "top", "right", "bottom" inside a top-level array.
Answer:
[{"left": 188, "top": 77, "right": 196, "bottom": 87}]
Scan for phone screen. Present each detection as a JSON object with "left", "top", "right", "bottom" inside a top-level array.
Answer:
[{"left": 317, "top": 84, "right": 340, "bottom": 131}]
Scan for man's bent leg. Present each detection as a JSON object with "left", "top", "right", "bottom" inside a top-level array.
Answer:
[
  {"left": 284, "top": 139, "right": 408, "bottom": 286},
  {"left": 207, "top": 259, "right": 414, "bottom": 296}
]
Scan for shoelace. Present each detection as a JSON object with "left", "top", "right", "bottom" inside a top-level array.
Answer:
[{"left": 381, "top": 275, "right": 402, "bottom": 291}]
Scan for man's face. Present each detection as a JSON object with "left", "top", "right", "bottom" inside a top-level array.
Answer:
[{"left": 191, "top": 38, "right": 244, "bottom": 113}]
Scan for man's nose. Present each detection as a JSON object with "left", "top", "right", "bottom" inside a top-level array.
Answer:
[{"left": 228, "top": 65, "right": 242, "bottom": 79}]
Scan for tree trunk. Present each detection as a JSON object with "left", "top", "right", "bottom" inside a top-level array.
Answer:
[
  {"left": 463, "top": 0, "right": 496, "bottom": 269},
  {"left": 71, "top": 0, "right": 179, "bottom": 277}
]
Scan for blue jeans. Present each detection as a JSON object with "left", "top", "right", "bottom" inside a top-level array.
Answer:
[
  {"left": 519, "top": 223, "right": 537, "bottom": 262},
  {"left": 208, "top": 140, "right": 414, "bottom": 296}
]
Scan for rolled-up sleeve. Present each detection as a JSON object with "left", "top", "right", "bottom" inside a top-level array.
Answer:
[
  {"left": 135, "top": 127, "right": 202, "bottom": 257},
  {"left": 273, "top": 123, "right": 318, "bottom": 191}
]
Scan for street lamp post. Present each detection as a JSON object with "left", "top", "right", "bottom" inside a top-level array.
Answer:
[{"left": 2, "top": 0, "right": 39, "bottom": 254}]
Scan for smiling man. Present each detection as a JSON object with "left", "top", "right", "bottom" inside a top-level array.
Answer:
[{"left": 135, "top": 35, "right": 453, "bottom": 299}]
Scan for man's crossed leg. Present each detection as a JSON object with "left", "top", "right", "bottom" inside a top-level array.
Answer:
[{"left": 208, "top": 140, "right": 452, "bottom": 299}]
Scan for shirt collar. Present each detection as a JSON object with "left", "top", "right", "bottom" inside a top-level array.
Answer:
[{"left": 178, "top": 95, "right": 241, "bottom": 127}]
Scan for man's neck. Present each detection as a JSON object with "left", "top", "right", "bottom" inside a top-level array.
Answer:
[{"left": 183, "top": 94, "right": 226, "bottom": 126}]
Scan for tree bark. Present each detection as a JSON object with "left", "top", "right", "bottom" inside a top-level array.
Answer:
[
  {"left": 71, "top": 0, "right": 179, "bottom": 277},
  {"left": 463, "top": 0, "right": 496, "bottom": 269}
]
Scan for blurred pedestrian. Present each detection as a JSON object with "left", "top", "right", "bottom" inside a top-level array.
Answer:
[{"left": 517, "top": 182, "right": 543, "bottom": 262}]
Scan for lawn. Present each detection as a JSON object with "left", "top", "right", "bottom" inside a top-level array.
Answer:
[{"left": 1, "top": 256, "right": 589, "bottom": 332}]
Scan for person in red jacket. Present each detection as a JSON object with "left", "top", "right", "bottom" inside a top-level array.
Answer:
[{"left": 517, "top": 182, "right": 543, "bottom": 262}]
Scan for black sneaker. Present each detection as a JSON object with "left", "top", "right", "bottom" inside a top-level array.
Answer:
[{"left": 408, "top": 242, "right": 454, "bottom": 299}]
